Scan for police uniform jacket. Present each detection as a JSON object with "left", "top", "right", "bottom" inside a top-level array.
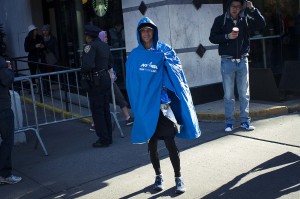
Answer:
[{"left": 81, "top": 38, "right": 113, "bottom": 73}]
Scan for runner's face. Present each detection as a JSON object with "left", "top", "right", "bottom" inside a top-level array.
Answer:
[{"left": 140, "top": 28, "right": 154, "bottom": 45}]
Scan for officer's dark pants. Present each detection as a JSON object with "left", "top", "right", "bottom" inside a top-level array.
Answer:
[
  {"left": 88, "top": 75, "right": 112, "bottom": 145},
  {"left": 0, "top": 109, "right": 14, "bottom": 177}
]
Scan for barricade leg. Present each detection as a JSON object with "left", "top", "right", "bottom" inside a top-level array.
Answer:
[
  {"left": 14, "top": 128, "right": 48, "bottom": 156},
  {"left": 110, "top": 80, "right": 124, "bottom": 138},
  {"left": 32, "top": 128, "right": 48, "bottom": 156},
  {"left": 110, "top": 112, "right": 124, "bottom": 138}
]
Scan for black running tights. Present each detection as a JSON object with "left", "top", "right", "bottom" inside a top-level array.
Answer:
[{"left": 148, "top": 135, "right": 181, "bottom": 177}]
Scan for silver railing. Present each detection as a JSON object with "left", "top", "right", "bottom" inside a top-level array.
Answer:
[{"left": 11, "top": 68, "right": 124, "bottom": 155}]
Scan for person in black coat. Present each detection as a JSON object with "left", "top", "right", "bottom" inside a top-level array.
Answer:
[
  {"left": 24, "top": 25, "right": 46, "bottom": 76},
  {"left": 0, "top": 55, "right": 22, "bottom": 184},
  {"left": 42, "top": 24, "right": 59, "bottom": 65}
]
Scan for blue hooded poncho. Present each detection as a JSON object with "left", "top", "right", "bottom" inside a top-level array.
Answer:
[{"left": 126, "top": 17, "right": 201, "bottom": 144}]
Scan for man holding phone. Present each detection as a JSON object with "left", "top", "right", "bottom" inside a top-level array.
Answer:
[
  {"left": 209, "top": 0, "right": 265, "bottom": 132},
  {"left": 0, "top": 56, "right": 22, "bottom": 184}
]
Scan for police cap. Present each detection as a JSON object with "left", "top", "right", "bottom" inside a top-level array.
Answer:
[{"left": 84, "top": 24, "right": 101, "bottom": 38}]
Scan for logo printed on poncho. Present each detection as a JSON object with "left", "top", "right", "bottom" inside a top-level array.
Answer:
[{"left": 139, "top": 62, "right": 158, "bottom": 73}]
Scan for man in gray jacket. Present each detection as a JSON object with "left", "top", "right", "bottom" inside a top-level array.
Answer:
[{"left": 0, "top": 56, "right": 22, "bottom": 184}]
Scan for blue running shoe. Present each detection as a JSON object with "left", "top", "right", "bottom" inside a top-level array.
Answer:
[
  {"left": 240, "top": 122, "right": 255, "bottom": 131},
  {"left": 175, "top": 177, "right": 186, "bottom": 194},
  {"left": 153, "top": 175, "right": 163, "bottom": 191}
]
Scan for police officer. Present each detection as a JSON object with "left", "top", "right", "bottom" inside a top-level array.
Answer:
[{"left": 81, "top": 24, "right": 113, "bottom": 147}]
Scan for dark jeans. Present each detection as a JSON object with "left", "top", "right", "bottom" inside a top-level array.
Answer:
[
  {"left": 148, "top": 115, "right": 181, "bottom": 177},
  {"left": 88, "top": 75, "right": 112, "bottom": 144},
  {"left": 0, "top": 109, "right": 14, "bottom": 177}
]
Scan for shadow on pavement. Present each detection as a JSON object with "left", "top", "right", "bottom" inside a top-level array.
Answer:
[
  {"left": 1, "top": 120, "right": 225, "bottom": 199},
  {"left": 119, "top": 184, "right": 182, "bottom": 199},
  {"left": 202, "top": 152, "right": 300, "bottom": 199}
]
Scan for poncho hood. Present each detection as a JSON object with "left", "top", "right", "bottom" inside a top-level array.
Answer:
[{"left": 136, "top": 17, "right": 159, "bottom": 49}]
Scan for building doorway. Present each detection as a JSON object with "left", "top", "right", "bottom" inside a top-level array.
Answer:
[
  {"left": 82, "top": 0, "right": 126, "bottom": 89},
  {"left": 29, "top": 0, "right": 82, "bottom": 68}
]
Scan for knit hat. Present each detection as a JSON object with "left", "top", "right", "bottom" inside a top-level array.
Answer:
[
  {"left": 28, "top": 24, "right": 37, "bottom": 33},
  {"left": 98, "top": 31, "right": 107, "bottom": 42}
]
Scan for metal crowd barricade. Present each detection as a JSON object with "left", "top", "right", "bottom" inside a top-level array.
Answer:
[
  {"left": 11, "top": 67, "right": 124, "bottom": 155},
  {"left": 12, "top": 77, "right": 48, "bottom": 155},
  {"left": 109, "top": 72, "right": 124, "bottom": 137}
]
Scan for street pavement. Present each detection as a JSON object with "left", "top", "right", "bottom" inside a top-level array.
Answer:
[{"left": 0, "top": 99, "right": 300, "bottom": 199}]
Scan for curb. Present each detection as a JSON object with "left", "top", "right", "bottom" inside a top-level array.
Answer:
[
  {"left": 287, "top": 104, "right": 300, "bottom": 113},
  {"left": 22, "top": 96, "right": 300, "bottom": 123},
  {"left": 197, "top": 105, "right": 292, "bottom": 122}
]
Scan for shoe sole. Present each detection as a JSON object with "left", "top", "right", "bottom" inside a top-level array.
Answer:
[
  {"left": 0, "top": 181, "right": 20, "bottom": 184},
  {"left": 175, "top": 189, "right": 186, "bottom": 194},
  {"left": 240, "top": 126, "right": 255, "bottom": 131},
  {"left": 126, "top": 122, "right": 134, "bottom": 126},
  {"left": 92, "top": 143, "right": 110, "bottom": 148},
  {"left": 153, "top": 186, "right": 163, "bottom": 191},
  {"left": 225, "top": 127, "right": 233, "bottom": 132}
]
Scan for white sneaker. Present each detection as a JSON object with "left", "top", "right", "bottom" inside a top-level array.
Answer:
[
  {"left": 89, "top": 124, "right": 95, "bottom": 131},
  {"left": 225, "top": 124, "right": 233, "bottom": 132},
  {"left": 0, "top": 175, "right": 22, "bottom": 184}
]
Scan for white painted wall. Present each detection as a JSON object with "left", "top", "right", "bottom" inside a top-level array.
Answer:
[{"left": 122, "top": 0, "right": 222, "bottom": 88}]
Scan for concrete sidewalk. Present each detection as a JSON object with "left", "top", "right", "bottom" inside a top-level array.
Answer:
[
  {"left": 195, "top": 97, "right": 300, "bottom": 121},
  {"left": 0, "top": 97, "right": 300, "bottom": 199}
]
